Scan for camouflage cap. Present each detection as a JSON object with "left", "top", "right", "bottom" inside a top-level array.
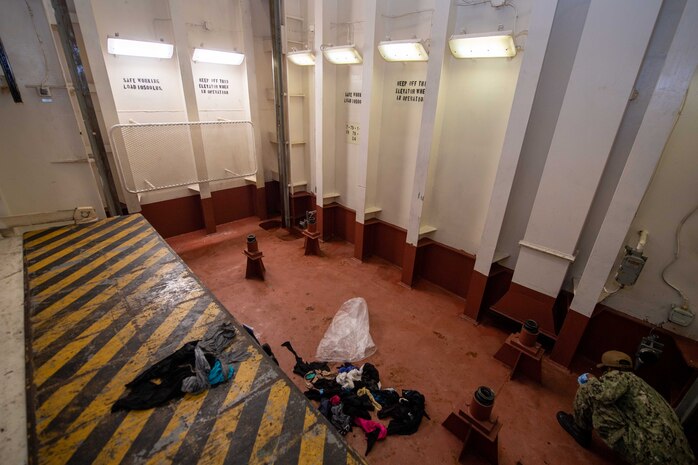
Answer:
[{"left": 597, "top": 350, "right": 633, "bottom": 370}]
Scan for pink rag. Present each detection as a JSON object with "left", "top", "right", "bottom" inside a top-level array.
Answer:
[
  {"left": 354, "top": 417, "right": 387, "bottom": 439},
  {"left": 330, "top": 395, "right": 341, "bottom": 406}
]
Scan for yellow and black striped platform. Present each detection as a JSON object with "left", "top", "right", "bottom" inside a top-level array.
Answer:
[{"left": 23, "top": 214, "right": 365, "bottom": 465}]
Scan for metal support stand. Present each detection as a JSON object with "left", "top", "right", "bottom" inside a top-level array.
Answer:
[
  {"left": 303, "top": 230, "right": 321, "bottom": 256},
  {"left": 494, "top": 333, "right": 544, "bottom": 382},
  {"left": 302, "top": 212, "right": 321, "bottom": 256},
  {"left": 244, "top": 234, "right": 265, "bottom": 280},
  {"left": 443, "top": 403, "right": 501, "bottom": 464}
]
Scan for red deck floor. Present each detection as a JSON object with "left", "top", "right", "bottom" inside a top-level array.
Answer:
[{"left": 168, "top": 217, "right": 621, "bottom": 465}]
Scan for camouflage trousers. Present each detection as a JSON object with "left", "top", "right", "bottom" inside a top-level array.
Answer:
[{"left": 573, "top": 382, "right": 695, "bottom": 465}]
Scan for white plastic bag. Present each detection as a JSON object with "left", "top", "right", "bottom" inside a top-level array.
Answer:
[{"left": 315, "top": 297, "right": 376, "bottom": 362}]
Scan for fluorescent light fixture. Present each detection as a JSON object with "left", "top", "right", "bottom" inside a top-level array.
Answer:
[
  {"left": 287, "top": 50, "right": 316, "bottom": 66},
  {"left": 448, "top": 31, "right": 516, "bottom": 58},
  {"left": 192, "top": 48, "right": 244, "bottom": 65},
  {"left": 378, "top": 39, "right": 428, "bottom": 62},
  {"left": 107, "top": 37, "right": 174, "bottom": 59},
  {"left": 322, "top": 45, "right": 362, "bottom": 65}
]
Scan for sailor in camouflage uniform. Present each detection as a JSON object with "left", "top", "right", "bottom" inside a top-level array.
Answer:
[{"left": 558, "top": 369, "right": 695, "bottom": 465}]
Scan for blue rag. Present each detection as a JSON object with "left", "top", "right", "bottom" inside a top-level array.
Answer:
[
  {"left": 338, "top": 364, "right": 358, "bottom": 374},
  {"left": 208, "top": 360, "right": 234, "bottom": 386}
]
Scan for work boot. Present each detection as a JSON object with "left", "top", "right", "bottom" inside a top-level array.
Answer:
[{"left": 556, "top": 411, "right": 591, "bottom": 448}]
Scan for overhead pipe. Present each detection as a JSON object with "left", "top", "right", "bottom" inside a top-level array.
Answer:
[
  {"left": 51, "top": 0, "right": 121, "bottom": 217},
  {"left": 269, "top": 0, "right": 291, "bottom": 228}
]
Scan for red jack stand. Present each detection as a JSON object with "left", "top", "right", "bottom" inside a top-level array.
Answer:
[
  {"left": 303, "top": 220, "right": 321, "bottom": 256},
  {"left": 494, "top": 319, "right": 543, "bottom": 382},
  {"left": 443, "top": 387, "right": 501, "bottom": 464},
  {"left": 243, "top": 234, "right": 265, "bottom": 280}
]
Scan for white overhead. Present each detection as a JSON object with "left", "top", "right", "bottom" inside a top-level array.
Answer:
[
  {"left": 322, "top": 45, "right": 363, "bottom": 64},
  {"left": 192, "top": 48, "right": 245, "bottom": 65},
  {"left": 287, "top": 50, "right": 316, "bottom": 66},
  {"left": 107, "top": 37, "right": 174, "bottom": 59},
  {"left": 448, "top": 31, "right": 516, "bottom": 58},
  {"left": 378, "top": 39, "right": 429, "bottom": 62}
]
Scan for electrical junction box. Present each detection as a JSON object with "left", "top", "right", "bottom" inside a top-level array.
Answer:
[
  {"left": 73, "top": 207, "right": 98, "bottom": 224},
  {"left": 37, "top": 85, "right": 52, "bottom": 103},
  {"left": 669, "top": 305, "right": 694, "bottom": 327},
  {"left": 615, "top": 246, "right": 647, "bottom": 286}
]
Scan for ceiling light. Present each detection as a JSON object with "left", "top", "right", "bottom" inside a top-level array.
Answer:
[
  {"left": 378, "top": 39, "right": 428, "bottom": 62},
  {"left": 107, "top": 37, "right": 174, "bottom": 59},
  {"left": 287, "top": 50, "right": 316, "bottom": 66},
  {"left": 322, "top": 45, "right": 362, "bottom": 65},
  {"left": 192, "top": 48, "right": 245, "bottom": 65},
  {"left": 448, "top": 31, "right": 516, "bottom": 58}
]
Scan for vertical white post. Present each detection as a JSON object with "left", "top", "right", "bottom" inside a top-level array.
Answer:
[
  {"left": 312, "top": 0, "right": 324, "bottom": 205},
  {"left": 510, "top": 0, "right": 661, "bottom": 299},
  {"left": 73, "top": 0, "right": 141, "bottom": 213},
  {"left": 316, "top": 0, "right": 338, "bottom": 208},
  {"left": 240, "top": 0, "right": 265, "bottom": 191},
  {"left": 405, "top": 0, "right": 455, "bottom": 246},
  {"left": 354, "top": 0, "right": 379, "bottom": 225},
  {"left": 473, "top": 0, "right": 558, "bottom": 274},
  {"left": 169, "top": 0, "right": 212, "bottom": 200},
  {"left": 571, "top": 0, "right": 698, "bottom": 317}
]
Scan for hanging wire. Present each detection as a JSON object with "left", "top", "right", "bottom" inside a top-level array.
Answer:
[
  {"left": 643, "top": 318, "right": 665, "bottom": 332},
  {"left": 23, "top": 0, "right": 49, "bottom": 86},
  {"left": 455, "top": 0, "right": 491, "bottom": 6},
  {"left": 454, "top": 0, "right": 527, "bottom": 46},
  {"left": 603, "top": 282, "right": 623, "bottom": 297},
  {"left": 328, "top": 21, "right": 365, "bottom": 46},
  {"left": 379, "top": 9, "right": 435, "bottom": 48},
  {"left": 381, "top": 9, "right": 435, "bottom": 19},
  {"left": 661, "top": 203, "right": 698, "bottom": 310},
  {"left": 500, "top": 1, "right": 520, "bottom": 36}
]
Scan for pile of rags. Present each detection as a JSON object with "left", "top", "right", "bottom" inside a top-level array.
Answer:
[
  {"left": 113, "top": 322, "right": 248, "bottom": 412},
  {"left": 282, "top": 341, "right": 428, "bottom": 455}
]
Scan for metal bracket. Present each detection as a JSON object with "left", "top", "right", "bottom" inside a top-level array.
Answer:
[{"left": 518, "top": 240, "right": 576, "bottom": 262}]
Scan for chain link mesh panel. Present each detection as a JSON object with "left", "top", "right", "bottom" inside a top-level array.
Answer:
[{"left": 109, "top": 120, "right": 257, "bottom": 193}]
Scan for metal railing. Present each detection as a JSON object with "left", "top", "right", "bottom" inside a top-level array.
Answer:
[{"left": 109, "top": 120, "right": 257, "bottom": 194}]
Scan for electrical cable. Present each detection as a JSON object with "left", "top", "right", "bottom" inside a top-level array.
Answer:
[
  {"left": 380, "top": 9, "right": 435, "bottom": 46},
  {"left": 600, "top": 229, "right": 649, "bottom": 301},
  {"left": 24, "top": 0, "right": 50, "bottom": 86},
  {"left": 500, "top": 1, "right": 521, "bottom": 37},
  {"left": 661, "top": 203, "right": 698, "bottom": 310},
  {"left": 603, "top": 283, "right": 623, "bottom": 297},
  {"left": 329, "top": 21, "right": 365, "bottom": 46},
  {"left": 381, "top": 9, "right": 435, "bottom": 19},
  {"left": 453, "top": 0, "right": 523, "bottom": 48},
  {"left": 598, "top": 273, "right": 623, "bottom": 302},
  {"left": 455, "top": 0, "right": 491, "bottom": 6}
]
